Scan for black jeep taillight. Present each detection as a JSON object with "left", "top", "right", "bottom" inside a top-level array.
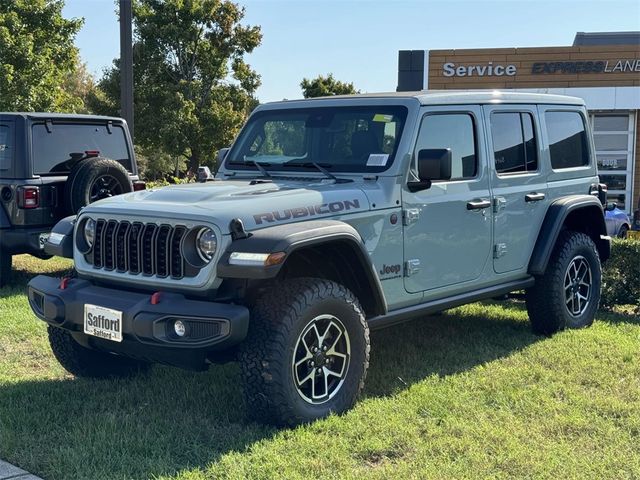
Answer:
[
  {"left": 17, "top": 186, "right": 40, "bottom": 209},
  {"left": 133, "top": 180, "right": 146, "bottom": 191}
]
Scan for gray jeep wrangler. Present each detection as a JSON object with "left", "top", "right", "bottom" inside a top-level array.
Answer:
[
  {"left": 28, "top": 92, "right": 610, "bottom": 425},
  {"left": 0, "top": 113, "right": 141, "bottom": 286}
]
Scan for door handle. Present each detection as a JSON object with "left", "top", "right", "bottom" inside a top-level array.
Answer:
[
  {"left": 467, "top": 198, "right": 492, "bottom": 210},
  {"left": 525, "top": 192, "right": 546, "bottom": 202}
]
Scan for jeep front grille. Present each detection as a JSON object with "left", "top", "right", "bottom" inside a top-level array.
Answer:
[{"left": 87, "top": 219, "right": 194, "bottom": 279}]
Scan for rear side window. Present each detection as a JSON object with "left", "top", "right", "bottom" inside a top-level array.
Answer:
[
  {"left": 491, "top": 112, "right": 538, "bottom": 174},
  {"left": 545, "top": 111, "right": 590, "bottom": 169},
  {"left": 415, "top": 113, "right": 477, "bottom": 180},
  {"left": 31, "top": 123, "right": 132, "bottom": 175},
  {"left": 0, "top": 124, "right": 13, "bottom": 171}
]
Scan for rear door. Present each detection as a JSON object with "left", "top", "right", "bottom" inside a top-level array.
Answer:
[
  {"left": 402, "top": 105, "right": 493, "bottom": 293},
  {"left": 483, "top": 105, "right": 548, "bottom": 274}
]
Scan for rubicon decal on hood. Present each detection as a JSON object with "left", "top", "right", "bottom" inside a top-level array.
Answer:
[{"left": 254, "top": 199, "right": 361, "bottom": 225}]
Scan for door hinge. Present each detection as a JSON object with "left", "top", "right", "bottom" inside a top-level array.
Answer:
[
  {"left": 404, "top": 259, "right": 421, "bottom": 277},
  {"left": 494, "top": 243, "right": 507, "bottom": 259},
  {"left": 403, "top": 208, "right": 420, "bottom": 226},
  {"left": 493, "top": 196, "right": 507, "bottom": 213}
]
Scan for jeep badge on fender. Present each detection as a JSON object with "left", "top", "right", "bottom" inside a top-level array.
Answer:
[{"left": 27, "top": 91, "right": 610, "bottom": 426}]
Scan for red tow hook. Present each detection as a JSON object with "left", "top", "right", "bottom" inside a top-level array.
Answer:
[
  {"left": 150, "top": 292, "right": 162, "bottom": 305},
  {"left": 59, "top": 277, "right": 72, "bottom": 290}
]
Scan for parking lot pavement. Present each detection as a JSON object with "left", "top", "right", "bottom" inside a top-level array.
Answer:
[{"left": 0, "top": 460, "right": 43, "bottom": 480}]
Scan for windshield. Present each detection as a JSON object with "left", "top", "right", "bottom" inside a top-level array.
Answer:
[
  {"left": 31, "top": 123, "right": 132, "bottom": 175},
  {"left": 225, "top": 106, "right": 408, "bottom": 173}
]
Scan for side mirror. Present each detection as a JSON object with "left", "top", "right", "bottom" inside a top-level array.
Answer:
[
  {"left": 217, "top": 147, "right": 230, "bottom": 164},
  {"left": 408, "top": 148, "right": 452, "bottom": 192},
  {"left": 605, "top": 201, "right": 617, "bottom": 212}
]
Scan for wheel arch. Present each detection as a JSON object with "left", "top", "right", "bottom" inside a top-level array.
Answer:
[
  {"left": 217, "top": 220, "right": 387, "bottom": 317},
  {"left": 528, "top": 195, "right": 610, "bottom": 276}
]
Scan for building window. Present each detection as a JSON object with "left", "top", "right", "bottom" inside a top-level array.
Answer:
[
  {"left": 591, "top": 112, "right": 635, "bottom": 213},
  {"left": 545, "top": 111, "right": 590, "bottom": 169},
  {"left": 415, "top": 113, "right": 477, "bottom": 180},
  {"left": 491, "top": 112, "right": 538, "bottom": 174}
]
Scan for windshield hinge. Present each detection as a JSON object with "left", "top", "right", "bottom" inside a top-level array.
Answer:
[
  {"left": 45, "top": 119, "right": 53, "bottom": 133},
  {"left": 106, "top": 120, "right": 113, "bottom": 134},
  {"left": 403, "top": 208, "right": 420, "bottom": 226}
]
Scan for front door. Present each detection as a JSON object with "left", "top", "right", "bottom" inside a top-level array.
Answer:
[
  {"left": 483, "top": 105, "right": 548, "bottom": 274},
  {"left": 403, "top": 106, "right": 493, "bottom": 294}
]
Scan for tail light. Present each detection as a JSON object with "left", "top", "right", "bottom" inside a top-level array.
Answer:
[
  {"left": 17, "top": 186, "right": 40, "bottom": 209},
  {"left": 133, "top": 181, "right": 146, "bottom": 191}
]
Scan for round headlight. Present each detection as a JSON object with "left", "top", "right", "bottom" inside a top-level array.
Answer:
[
  {"left": 196, "top": 228, "right": 217, "bottom": 262},
  {"left": 84, "top": 218, "right": 96, "bottom": 248}
]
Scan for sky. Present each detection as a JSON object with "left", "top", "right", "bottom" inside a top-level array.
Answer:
[{"left": 62, "top": 0, "right": 640, "bottom": 103}]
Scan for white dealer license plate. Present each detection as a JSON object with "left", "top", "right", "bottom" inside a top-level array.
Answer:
[
  {"left": 38, "top": 233, "right": 49, "bottom": 249},
  {"left": 84, "top": 304, "right": 123, "bottom": 343}
]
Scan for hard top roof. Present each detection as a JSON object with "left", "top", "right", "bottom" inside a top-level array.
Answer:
[
  {"left": 265, "top": 90, "right": 585, "bottom": 107},
  {"left": 0, "top": 112, "right": 125, "bottom": 122}
]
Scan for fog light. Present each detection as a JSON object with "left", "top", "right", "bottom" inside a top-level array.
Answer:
[{"left": 174, "top": 320, "right": 186, "bottom": 337}]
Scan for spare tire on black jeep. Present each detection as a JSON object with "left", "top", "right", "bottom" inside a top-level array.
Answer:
[{"left": 65, "top": 157, "right": 132, "bottom": 215}]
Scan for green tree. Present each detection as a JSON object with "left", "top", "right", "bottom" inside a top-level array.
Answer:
[
  {"left": 96, "top": 0, "right": 262, "bottom": 173},
  {"left": 300, "top": 74, "right": 358, "bottom": 98},
  {"left": 0, "top": 0, "right": 83, "bottom": 111},
  {"left": 61, "top": 59, "right": 102, "bottom": 114}
]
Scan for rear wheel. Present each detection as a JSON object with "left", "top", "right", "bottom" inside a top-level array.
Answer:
[
  {"left": 48, "top": 326, "right": 149, "bottom": 378},
  {"left": 526, "top": 231, "right": 601, "bottom": 335},
  {"left": 0, "top": 251, "right": 11, "bottom": 287},
  {"left": 239, "top": 278, "right": 369, "bottom": 426}
]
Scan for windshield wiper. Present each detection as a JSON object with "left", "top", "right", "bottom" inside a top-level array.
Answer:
[
  {"left": 285, "top": 161, "right": 351, "bottom": 183},
  {"left": 241, "top": 159, "right": 272, "bottom": 178}
]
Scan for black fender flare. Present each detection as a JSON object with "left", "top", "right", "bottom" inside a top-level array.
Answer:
[
  {"left": 528, "top": 195, "right": 610, "bottom": 276},
  {"left": 217, "top": 220, "right": 388, "bottom": 315}
]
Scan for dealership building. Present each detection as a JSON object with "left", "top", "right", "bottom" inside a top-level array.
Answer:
[{"left": 397, "top": 31, "right": 640, "bottom": 214}]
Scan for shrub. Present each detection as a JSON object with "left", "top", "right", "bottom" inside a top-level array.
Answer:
[
  {"left": 145, "top": 177, "right": 193, "bottom": 189},
  {"left": 601, "top": 237, "right": 640, "bottom": 309}
]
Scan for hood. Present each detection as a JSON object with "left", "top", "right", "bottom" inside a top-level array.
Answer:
[{"left": 81, "top": 178, "right": 371, "bottom": 232}]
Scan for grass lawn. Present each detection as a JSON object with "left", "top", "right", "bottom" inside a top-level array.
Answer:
[{"left": 0, "top": 255, "right": 638, "bottom": 480}]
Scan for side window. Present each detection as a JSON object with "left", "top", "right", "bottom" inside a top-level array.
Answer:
[
  {"left": 545, "top": 111, "right": 590, "bottom": 169},
  {"left": 0, "top": 124, "right": 13, "bottom": 171},
  {"left": 415, "top": 113, "right": 477, "bottom": 180},
  {"left": 491, "top": 112, "right": 538, "bottom": 174}
]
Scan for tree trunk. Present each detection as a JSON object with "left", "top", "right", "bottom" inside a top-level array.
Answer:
[{"left": 189, "top": 149, "right": 199, "bottom": 175}]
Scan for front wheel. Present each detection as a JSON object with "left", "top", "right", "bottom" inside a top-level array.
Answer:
[
  {"left": 525, "top": 231, "right": 601, "bottom": 335},
  {"left": 239, "top": 278, "right": 370, "bottom": 426}
]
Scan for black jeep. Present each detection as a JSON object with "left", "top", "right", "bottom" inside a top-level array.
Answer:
[{"left": 0, "top": 113, "right": 141, "bottom": 286}]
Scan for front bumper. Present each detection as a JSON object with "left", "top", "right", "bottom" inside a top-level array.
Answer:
[{"left": 28, "top": 275, "right": 250, "bottom": 370}]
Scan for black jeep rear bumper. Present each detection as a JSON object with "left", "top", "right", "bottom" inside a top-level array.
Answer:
[
  {"left": 0, "top": 226, "right": 51, "bottom": 256},
  {"left": 27, "top": 275, "right": 250, "bottom": 371}
]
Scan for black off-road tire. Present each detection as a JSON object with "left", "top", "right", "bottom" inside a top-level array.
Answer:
[
  {"left": 0, "top": 251, "right": 11, "bottom": 287},
  {"left": 525, "top": 230, "right": 601, "bottom": 335},
  {"left": 239, "top": 278, "right": 370, "bottom": 426},
  {"left": 618, "top": 224, "right": 629, "bottom": 239},
  {"left": 65, "top": 157, "right": 132, "bottom": 215},
  {"left": 48, "top": 325, "right": 149, "bottom": 378}
]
